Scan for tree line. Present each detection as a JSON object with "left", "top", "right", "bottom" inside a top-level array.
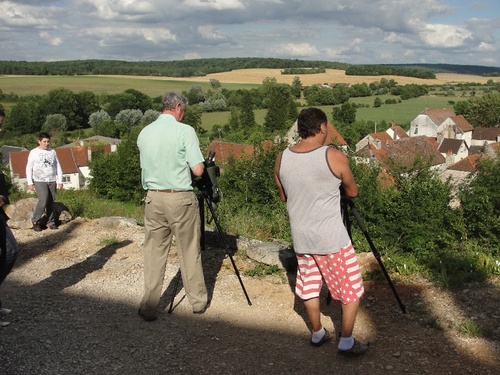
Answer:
[{"left": 2, "top": 58, "right": 497, "bottom": 78}]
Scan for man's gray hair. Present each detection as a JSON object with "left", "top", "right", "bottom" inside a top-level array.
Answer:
[{"left": 161, "top": 92, "right": 188, "bottom": 111}]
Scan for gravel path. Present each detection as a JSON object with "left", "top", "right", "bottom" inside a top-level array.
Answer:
[{"left": 1, "top": 218, "right": 499, "bottom": 374}]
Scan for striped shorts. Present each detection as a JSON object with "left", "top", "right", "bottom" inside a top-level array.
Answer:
[{"left": 295, "top": 243, "right": 364, "bottom": 304}]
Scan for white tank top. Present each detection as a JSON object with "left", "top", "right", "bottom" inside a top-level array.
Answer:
[{"left": 279, "top": 146, "right": 351, "bottom": 254}]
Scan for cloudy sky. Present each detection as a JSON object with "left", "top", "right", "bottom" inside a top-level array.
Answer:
[{"left": 1, "top": 0, "right": 499, "bottom": 67}]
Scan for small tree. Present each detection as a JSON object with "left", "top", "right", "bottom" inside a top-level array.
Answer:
[
  {"left": 88, "top": 110, "right": 112, "bottom": 134},
  {"left": 115, "top": 109, "right": 143, "bottom": 128},
  {"left": 141, "top": 109, "right": 161, "bottom": 126},
  {"left": 42, "top": 114, "right": 68, "bottom": 133}
]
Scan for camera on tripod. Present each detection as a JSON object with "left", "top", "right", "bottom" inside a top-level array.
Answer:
[{"left": 192, "top": 151, "right": 221, "bottom": 203}]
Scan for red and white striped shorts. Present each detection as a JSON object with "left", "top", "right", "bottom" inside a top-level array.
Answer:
[{"left": 295, "top": 243, "right": 364, "bottom": 304}]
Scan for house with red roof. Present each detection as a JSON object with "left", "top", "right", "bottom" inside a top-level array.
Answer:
[
  {"left": 438, "top": 114, "right": 474, "bottom": 147},
  {"left": 205, "top": 141, "right": 256, "bottom": 166},
  {"left": 355, "top": 121, "right": 408, "bottom": 153},
  {"left": 471, "top": 127, "right": 500, "bottom": 146},
  {"left": 356, "top": 135, "right": 445, "bottom": 170},
  {"left": 438, "top": 138, "right": 469, "bottom": 165},
  {"left": 409, "top": 108, "right": 456, "bottom": 138}
]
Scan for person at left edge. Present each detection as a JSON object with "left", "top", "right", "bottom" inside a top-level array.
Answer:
[{"left": 137, "top": 91, "right": 209, "bottom": 321}]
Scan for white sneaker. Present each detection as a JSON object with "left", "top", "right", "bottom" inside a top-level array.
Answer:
[
  {"left": 0, "top": 320, "right": 10, "bottom": 327},
  {"left": 0, "top": 308, "right": 12, "bottom": 315}
]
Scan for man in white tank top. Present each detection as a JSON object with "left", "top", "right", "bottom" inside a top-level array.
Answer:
[{"left": 274, "top": 108, "right": 368, "bottom": 355}]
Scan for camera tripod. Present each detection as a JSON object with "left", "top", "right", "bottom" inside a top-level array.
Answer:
[
  {"left": 168, "top": 188, "right": 252, "bottom": 314},
  {"left": 338, "top": 195, "right": 406, "bottom": 314}
]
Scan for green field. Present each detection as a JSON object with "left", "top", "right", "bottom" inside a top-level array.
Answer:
[
  {"left": 0, "top": 75, "right": 258, "bottom": 96},
  {"left": 200, "top": 95, "right": 466, "bottom": 131}
]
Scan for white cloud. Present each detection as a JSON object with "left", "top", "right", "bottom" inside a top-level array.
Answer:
[
  {"left": 39, "top": 31, "right": 63, "bottom": 46},
  {"left": 420, "top": 24, "right": 472, "bottom": 48},
  {"left": 198, "top": 25, "right": 225, "bottom": 40},
  {"left": 90, "top": 26, "right": 176, "bottom": 45},
  {"left": 477, "top": 41, "right": 495, "bottom": 51},
  {"left": 273, "top": 43, "right": 319, "bottom": 57},
  {"left": 182, "top": 0, "right": 245, "bottom": 10}
]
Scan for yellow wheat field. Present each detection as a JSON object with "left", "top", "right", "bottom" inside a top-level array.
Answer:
[{"left": 142, "top": 68, "right": 500, "bottom": 86}]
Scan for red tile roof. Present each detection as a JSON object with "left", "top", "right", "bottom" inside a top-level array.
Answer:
[
  {"left": 449, "top": 115, "right": 474, "bottom": 132},
  {"left": 358, "top": 136, "right": 445, "bottom": 169},
  {"left": 205, "top": 141, "right": 255, "bottom": 165},
  {"left": 421, "top": 108, "right": 455, "bottom": 125},
  {"left": 448, "top": 154, "right": 483, "bottom": 172},
  {"left": 391, "top": 125, "right": 410, "bottom": 139},
  {"left": 472, "top": 127, "right": 500, "bottom": 141},
  {"left": 438, "top": 138, "right": 465, "bottom": 154},
  {"left": 9, "top": 150, "right": 29, "bottom": 178},
  {"left": 325, "top": 122, "right": 347, "bottom": 146}
]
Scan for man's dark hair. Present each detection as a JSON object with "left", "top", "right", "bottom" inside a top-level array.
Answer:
[
  {"left": 0, "top": 108, "right": 5, "bottom": 117},
  {"left": 38, "top": 132, "right": 51, "bottom": 140},
  {"left": 297, "top": 107, "right": 328, "bottom": 139}
]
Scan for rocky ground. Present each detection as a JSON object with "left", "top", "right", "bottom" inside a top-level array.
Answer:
[{"left": 0, "top": 217, "right": 498, "bottom": 375}]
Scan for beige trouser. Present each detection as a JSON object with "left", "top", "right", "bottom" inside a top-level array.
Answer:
[{"left": 140, "top": 191, "right": 208, "bottom": 314}]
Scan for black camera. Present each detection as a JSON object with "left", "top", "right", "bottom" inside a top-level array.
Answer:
[{"left": 193, "top": 151, "right": 220, "bottom": 203}]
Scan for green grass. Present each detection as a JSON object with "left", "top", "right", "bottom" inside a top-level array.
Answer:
[
  {"left": 458, "top": 320, "right": 484, "bottom": 337},
  {"left": 99, "top": 237, "right": 119, "bottom": 246},
  {"left": 55, "top": 189, "right": 144, "bottom": 223}
]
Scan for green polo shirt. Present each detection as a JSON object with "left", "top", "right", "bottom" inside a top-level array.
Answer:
[{"left": 137, "top": 114, "right": 204, "bottom": 191}]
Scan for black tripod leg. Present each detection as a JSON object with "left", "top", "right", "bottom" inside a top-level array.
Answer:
[
  {"left": 203, "top": 193, "right": 252, "bottom": 306},
  {"left": 199, "top": 194, "right": 206, "bottom": 251},
  {"left": 348, "top": 202, "right": 407, "bottom": 314}
]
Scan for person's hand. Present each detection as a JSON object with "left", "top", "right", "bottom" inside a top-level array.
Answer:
[
  {"left": 57, "top": 183, "right": 63, "bottom": 190},
  {"left": 27, "top": 184, "right": 35, "bottom": 191}
]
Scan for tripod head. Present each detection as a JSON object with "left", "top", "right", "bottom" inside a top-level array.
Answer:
[{"left": 192, "top": 151, "right": 221, "bottom": 203}]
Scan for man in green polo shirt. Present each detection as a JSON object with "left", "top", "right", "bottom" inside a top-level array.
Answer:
[{"left": 137, "top": 91, "right": 209, "bottom": 321}]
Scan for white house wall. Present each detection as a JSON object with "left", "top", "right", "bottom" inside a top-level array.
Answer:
[
  {"left": 62, "top": 173, "right": 81, "bottom": 190},
  {"left": 409, "top": 115, "right": 438, "bottom": 137}
]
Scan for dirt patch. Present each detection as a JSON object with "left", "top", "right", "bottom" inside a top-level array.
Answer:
[{"left": 1, "top": 218, "right": 499, "bottom": 374}]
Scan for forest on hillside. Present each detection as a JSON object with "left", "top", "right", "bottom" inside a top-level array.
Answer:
[{"left": 0, "top": 58, "right": 498, "bottom": 79}]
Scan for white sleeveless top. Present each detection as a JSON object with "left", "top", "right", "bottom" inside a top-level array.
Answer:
[{"left": 279, "top": 146, "right": 351, "bottom": 254}]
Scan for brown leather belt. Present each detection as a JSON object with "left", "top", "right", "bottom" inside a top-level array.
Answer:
[{"left": 149, "top": 189, "right": 190, "bottom": 193}]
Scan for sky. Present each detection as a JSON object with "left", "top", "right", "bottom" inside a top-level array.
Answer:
[{"left": 1, "top": 0, "right": 499, "bottom": 67}]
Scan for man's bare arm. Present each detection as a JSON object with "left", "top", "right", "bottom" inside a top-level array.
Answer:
[
  {"left": 274, "top": 152, "right": 287, "bottom": 202},
  {"left": 326, "top": 147, "right": 358, "bottom": 198}
]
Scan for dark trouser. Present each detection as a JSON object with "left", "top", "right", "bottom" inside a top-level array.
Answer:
[
  {"left": 0, "top": 218, "right": 19, "bottom": 309},
  {"left": 32, "top": 181, "right": 57, "bottom": 225},
  {"left": 0, "top": 222, "right": 19, "bottom": 285}
]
